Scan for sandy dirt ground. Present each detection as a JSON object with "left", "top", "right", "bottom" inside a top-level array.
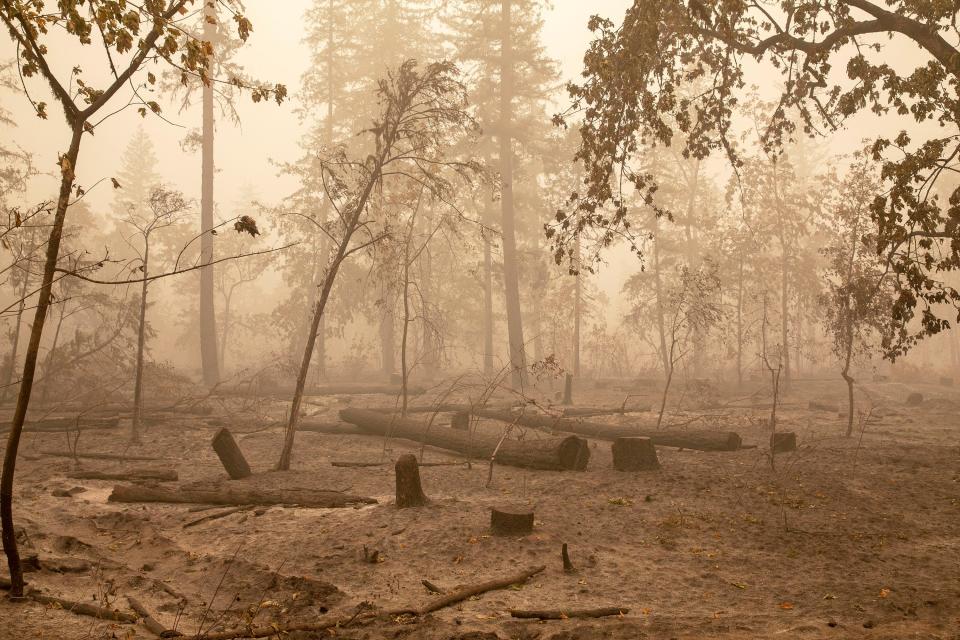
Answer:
[{"left": 0, "top": 378, "right": 958, "bottom": 639}]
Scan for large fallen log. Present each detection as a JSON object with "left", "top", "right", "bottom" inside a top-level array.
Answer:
[
  {"left": 472, "top": 409, "right": 742, "bottom": 452},
  {"left": 108, "top": 483, "right": 376, "bottom": 508},
  {"left": 340, "top": 408, "right": 590, "bottom": 471}
]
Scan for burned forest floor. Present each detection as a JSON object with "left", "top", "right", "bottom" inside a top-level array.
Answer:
[{"left": 1, "top": 376, "right": 958, "bottom": 640}]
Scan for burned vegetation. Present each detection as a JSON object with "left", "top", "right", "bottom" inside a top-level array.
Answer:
[{"left": 1, "top": 1, "right": 959, "bottom": 639}]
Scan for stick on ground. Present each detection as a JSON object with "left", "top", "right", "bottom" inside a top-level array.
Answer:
[
  {"left": 128, "top": 596, "right": 181, "bottom": 636},
  {"left": 390, "top": 565, "right": 546, "bottom": 616},
  {"left": 509, "top": 606, "right": 629, "bottom": 620}
]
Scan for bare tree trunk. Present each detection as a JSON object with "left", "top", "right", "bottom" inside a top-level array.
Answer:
[
  {"left": 482, "top": 194, "right": 494, "bottom": 375},
  {"left": 1, "top": 264, "right": 30, "bottom": 403},
  {"left": 652, "top": 217, "right": 669, "bottom": 377},
  {"left": 573, "top": 233, "right": 582, "bottom": 378},
  {"left": 400, "top": 239, "right": 412, "bottom": 416},
  {"left": 200, "top": 4, "right": 221, "bottom": 388},
  {"left": 2, "top": 127, "right": 82, "bottom": 598},
  {"left": 735, "top": 254, "right": 744, "bottom": 388},
  {"left": 38, "top": 297, "right": 67, "bottom": 404},
  {"left": 131, "top": 239, "right": 150, "bottom": 444},
  {"left": 381, "top": 299, "right": 395, "bottom": 378},
  {"left": 218, "top": 283, "right": 237, "bottom": 375},
  {"left": 499, "top": 0, "right": 527, "bottom": 389}
]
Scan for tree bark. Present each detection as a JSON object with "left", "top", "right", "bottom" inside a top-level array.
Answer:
[
  {"left": 394, "top": 454, "right": 427, "bottom": 507},
  {"left": 200, "top": 3, "right": 221, "bottom": 388},
  {"left": 211, "top": 428, "right": 253, "bottom": 479},
  {"left": 499, "top": 0, "right": 527, "bottom": 389},
  {"left": 473, "top": 409, "right": 742, "bottom": 452},
  {"left": 340, "top": 408, "right": 590, "bottom": 471},
  {"left": 2, "top": 127, "right": 82, "bottom": 598},
  {"left": 131, "top": 236, "right": 150, "bottom": 443},
  {"left": 108, "top": 483, "right": 376, "bottom": 508}
]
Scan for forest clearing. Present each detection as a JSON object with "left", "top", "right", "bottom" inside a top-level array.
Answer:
[{"left": 1, "top": 1, "right": 959, "bottom": 639}]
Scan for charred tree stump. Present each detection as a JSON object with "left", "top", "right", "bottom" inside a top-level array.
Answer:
[
  {"left": 211, "top": 428, "right": 252, "bottom": 479},
  {"left": 562, "top": 374, "right": 573, "bottom": 405},
  {"left": 491, "top": 505, "right": 534, "bottom": 536},
  {"left": 770, "top": 432, "right": 797, "bottom": 453},
  {"left": 611, "top": 437, "right": 660, "bottom": 471},
  {"left": 561, "top": 542, "right": 574, "bottom": 573},
  {"left": 450, "top": 411, "right": 470, "bottom": 431},
  {"left": 395, "top": 454, "right": 428, "bottom": 507},
  {"left": 905, "top": 392, "right": 923, "bottom": 406}
]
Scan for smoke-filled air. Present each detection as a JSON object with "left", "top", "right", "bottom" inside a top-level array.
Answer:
[{"left": 0, "top": 1, "right": 958, "bottom": 638}]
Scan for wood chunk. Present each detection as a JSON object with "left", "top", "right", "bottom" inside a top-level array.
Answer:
[
  {"left": 211, "top": 428, "right": 252, "bottom": 479},
  {"left": 395, "top": 454, "right": 428, "bottom": 508},
  {"left": 611, "top": 437, "right": 660, "bottom": 471},
  {"left": 905, "top": 392, "right": 923, "bottom": 406},
  {"left": 491, "top": 506, "right": 534, "bottom": 536},
  {"left": 770, "top": 432, "right": 798, "bottom": 453}
]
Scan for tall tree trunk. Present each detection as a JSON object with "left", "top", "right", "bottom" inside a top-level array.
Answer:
[
  {"left": 2, "top": 127, "right": 82, "bottom": 598},
  {"left": 573, "top": 233, "right": 581, "bottom": 378},
  {"left": 652, "top": 217, "right": 669, "bottom": 377},
  {"left": 218, "top": 284, "right": 237, "bottom": 375},
  {"left": 39, "top": 297, "right": 67, "bottom": 404},
  {"left": 200, "top": 4, "right": 221, "bottom": 387},
  {"left": 380, "top": 298, "right": 395, "bottom": 378},
  {"left": 482, "top": 193, "right": 494, "bottom": 375},
  {"left": 131, "top": 239, "right": 150, "bottom": 444},
  {"left": 400, "top": 251, "right": 411, "bottom": 416},
  {"left": 735, "top": 254, "right": 744, "bottom": 388},
  {"left": 499, "top": 0, "right": 527, "bottom": 389},
  {"left": 2, "top": 267, "right": 31, "bottom": 403}
]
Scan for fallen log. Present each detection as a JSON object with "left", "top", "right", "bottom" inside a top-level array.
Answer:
[
  {"left": 67, "top": 468, "right": 178, "bottom": 482},
  {"left": 183, "top": 506, "right": 250, "bottom": 528},
  {"left": 108, "top": 484, "right": 376, "bottom": 508},
  {"left": 472, "top": 409, "right": 742, "bottom": 452},
  {"left": 298, "top": 420, "right": 366, "bottom": 436},
  {"left": 510, "top": 606, "right": 629, "bottom": 620},
  {"left": 389, "top": 565, "right": 546, "bottom": 616},
  {"left": 30, "top": 591, "right": 137, "bottom": 622},
  {"left": 40, "top": 450, "right": 165, "bottom": 461},
  {"left": 560, "top": 405, "right": 650, "bottom": 418},
  {"left": 340, "top": 408, "right": 590, "bottom": 471}
]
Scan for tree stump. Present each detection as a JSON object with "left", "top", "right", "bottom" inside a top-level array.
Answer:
[
  {"left": 490, "top": 506, "right": 534, "bottom": 535},
  {"left": 451, "top": 411, "right": 470, "bottom": 431},
  {"left": 611, "top": 437, "right": 660, "bottom": 471},
  {"left": 940, "top": 377, "right": 953, "bottom": 387},
  {"left": 389, "top": 373, "right": 403, "bottom": 385},
  {"left": 562, "top": 374, "right": 573, "bottom": 405},
  {"left": 770, "top": 432, "right": 797, "bottom": 453},
  {"left": 395, "top": 454, "right": 427, "bottom": 508},
  {"left": 211, "top": 428, "right": 252, "bottom": 479},
  {"left": 905, "top": 392, "right": 923, "bottom": 406}
]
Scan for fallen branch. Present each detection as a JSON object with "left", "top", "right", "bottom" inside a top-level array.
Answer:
[
  {"left": 183, "top": 506, "right": 250, "bottom": 529},
  {"left": 389, "top": 565, "right": 546, "bottom": 616},
  {"left": 29, "top": 591, "right": 138, "bottom": 622},
  {"left": 108, "top": 483, "right": 376, "bottom": 508},
  {"left": 509, "top": 606, "right": 629, "bottom": 620},
  {"left": 128, "top": 596, "right": 181, "bottom": 637}
]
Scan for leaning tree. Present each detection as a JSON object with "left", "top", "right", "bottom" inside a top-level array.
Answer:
[
  {"left": 0, "top": 0, "right": 285, "bottom": 598},
  {"left": 552, "top": 1, "right": 960, "bottom": 359}
]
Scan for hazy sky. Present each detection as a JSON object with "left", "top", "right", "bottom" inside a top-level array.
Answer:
[{"left": 1, "top": 1, "right": 632, "bottom": 222}]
